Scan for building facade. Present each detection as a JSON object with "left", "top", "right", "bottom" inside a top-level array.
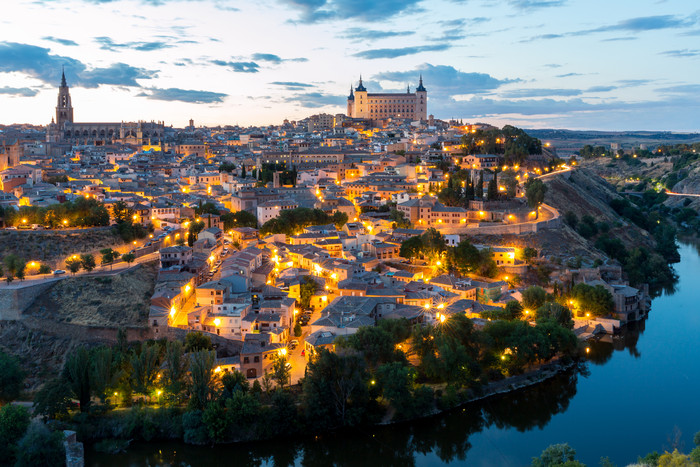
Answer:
[
  {"left": 347, "top": 76, "right": 427, "bottom": 121},
  {"left": 46, "top": 70, "right": 165, "bottom": 146}
]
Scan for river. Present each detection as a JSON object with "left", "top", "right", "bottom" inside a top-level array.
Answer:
[{"left": 87, "top": 243, "right": 700, "bottom": 466}]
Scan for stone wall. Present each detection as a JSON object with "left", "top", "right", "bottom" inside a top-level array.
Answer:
[
  {"left": 0, "top": 280, "right": 58, "bottom": 320},
  {"left": 437, "top": 203, "right": 561, "bottom": 236}
]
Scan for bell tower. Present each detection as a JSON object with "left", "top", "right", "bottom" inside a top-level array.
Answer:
[{"left": 56, "top": 68, "right": 74, "bottom": 129}]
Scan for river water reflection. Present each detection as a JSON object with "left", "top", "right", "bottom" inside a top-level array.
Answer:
[{"left": 87, "top": 244, "right": 700, "bottom": 466}]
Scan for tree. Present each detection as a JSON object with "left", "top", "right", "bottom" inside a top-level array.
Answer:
[
  {"left": 164, "top": 340, "right": 189, "bottom": 401},
  {"left": 487, "top": 173, "right": 498, "bottom": 200},
  {"left": 14, "top": 421, "right": 66, "bottom": 467},
  {"left": 80, "top": 253, "right": 96, "bottom": 272},
  {"left": 294, "top": 321, "right": 303, "bottom": 337},
  {"left": 271, "top": 353, "right": 291, "bottom": 388},
  {"left": 399, "top": 235, "right": 423, "bottom": 261},
  {"left": 476, "top": 170, "right": 484, "bottom": 199},
  {"left": 377, "top": 361, "right": 415, "bottom": 418},
  {"left": 32, "top": 378, "right": 73, "bottom": 421},
  {"left": 90, "top": 346, "right": 116, "bottom": 403},
  {"left": 299, "top": 276, "right": 319, "bottom": 310},
  {"left": 185, "top": 331, "right": 213, "bottom": 352},
  {"left": 570, "top": 283, "right": 614, "bottom": 318},
  {"left": 122, "top": 253, "right": 136, "bottom": 265},
  {"left": 130, "top": 342, "right": 160, "bottom": 398},
  {"left": 66, "top": 258, "right": 82, "bottom": 275},
  {"left": 112, "top": 201, "right": 132, "bottom": 223},
  {"left": 523, "top": 247, "right": 538, "bottom": 263},
  {"left": 189, "top": 350, "right": 217, "bottom": 410},
  {"left": 0, "top": 404, "right": 30, "bottom": 465},
  {"left": 563, "top": 211, "right": 578, "bottom": 229},
  {"left": 504, "top": 300, "right": 524, "bottom": 320},
  {"left": 447, "top": 239, "right": 484, "bottom": 275},
  {"left": 522, "top": 286, "right": 548, "bottom": 311},
  {"left": 62, "top": 346, "right": 92, "bottom": 412},
  {"left": 3, "top": 254, "right": 25, "bottom": 283},
  {"left": 344, "top": 326, "right": 395, "bottom": 367},
  {"left": 536, "top": 302, "right": 574, "bottom": 329},
  {"left": 38, "top": 264, "right": 52, "bottom": 275},
  {"left": 221, "top": 210, "right": 258, "bottom": 230},
  {"left": 0, "top": 350, "right": 24, "bottom": 403},
  {"left": 100, "top": 248, "right": 119, "bottom": 269},
  {"left": 240, "top": 165, "right": 246, "bottom": 178},
  {"left": 525, "top": 178, "right": 548, "bottom": 219},
  {"left": 302, "top": 349, "right": 372, "bottom": 429},
  {"left": 531, "top": 443, "right": 582, "bottom": 467}
]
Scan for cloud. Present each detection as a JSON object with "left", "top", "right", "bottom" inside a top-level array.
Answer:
[
  {"left": 250, "top": 53, "right": 308, "bottom": 63},
  {"left": 660, "top": 49, "right": 700, "bottom": 58},
  {"left": 210, "top": 60, "right": 260, "bottom": 73},
  {"left": 251, "top": 53, "right": 284, "bottom": 64},
  {"left": 270, "top": 81, "right": 315, "bottom": 90},
  {"left": 500, "top": 88, "right": 582, "bottom": 98},
  {"left": 601, "top": 36, "right": 636, "bottom": 42},
  {"left": 508, "top": 0, "right": 566, "bottom": 10},
  {"left": 586, "top": 85, "right": 616, "bottom": 92},
  {"left": 524, "top": 14, "right": 697, "bottom": 41},
  {"left": 282, "top": 91, "right": 344, "bottom": 108},
  {"left": 81, "top": 63, "right": 154, "bottom": 87},
  {"left": 556, "top": 72, "right": 584, "bottom": 78},
  {"left": 374, "top": 63, "right": 518, "bottom": 96},
  {"left": 42, "top": 36, "right": 78, "bottom": 46},
  {"left": 0, "top": 42, "right": 155, "bottom": 88},
  {"left": 616, "top": 79, "right": 654, "bottom": 87},
  {"left": 586, "top": 15, "right": 694, "bottom": 33},
  {"left": 138, "top": 87, "right": 227, "bottom": 104},
  {"left": 656, "top": 84, "right": 700, "bottom": 94},
  {"left": 353, "top": 44, "right": 450, "bottom": 59},
  {"left": 279, "top": 0, "right": 423, "bottom": 23},
  {"left": 341, "top": 28, "right": 414, "bottom": 41},
  {"left": 0, "top": 86, "right": 38, "bottom": 97},
  {"left": 95, "top": 36, "right": 175, "bottom": 52}
]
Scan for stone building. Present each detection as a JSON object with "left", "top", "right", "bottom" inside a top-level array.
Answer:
[
  {"left": 347, "top": 76, "right": 427, "bottom": 121},
  {"left": 46, "top": 70, "right": 165, "bottom": 147}
]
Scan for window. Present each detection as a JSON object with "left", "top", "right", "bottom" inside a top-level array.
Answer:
[
  {"left": 244, "top": 357, "right": 249, "bottom": 364},
  {"left": 254, "top": 356, "right": 260, "bottom": 363}
]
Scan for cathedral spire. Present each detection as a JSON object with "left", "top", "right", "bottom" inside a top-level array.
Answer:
[
  {"left": 61, "top": 66, "right": 66, "bottom": 87},
  {"left": 355, "top": 74, "right": 366, "bottom": 92},
  {"left": 416, "top": 74, "right": 426, "bottom": 92},
  {"left": 348, "top": 84, "right": 354, "bottom": 100}
]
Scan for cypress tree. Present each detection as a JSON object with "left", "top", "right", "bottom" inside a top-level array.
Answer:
[{"left": 476, "top": 171, "right": 484, "bottom": 199}]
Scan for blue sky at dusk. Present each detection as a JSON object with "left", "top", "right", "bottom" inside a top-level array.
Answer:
[{"left": 1, "top": 0, "right": 698, "bottom": 130}]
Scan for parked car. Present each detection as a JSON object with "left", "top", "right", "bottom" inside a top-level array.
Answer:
[
  {"left": 290, "top": 339, "right": 299, "bottom": 349},
  {"left": 53, "top": 270, "right": 66, "bottom": 275},
  {"left": 285, "top": 362, "right": 292, "bottom": 371}
]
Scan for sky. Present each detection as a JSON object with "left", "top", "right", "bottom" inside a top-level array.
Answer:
[{"left": 0, "top": 0, "right": 699, "bottom": 131}]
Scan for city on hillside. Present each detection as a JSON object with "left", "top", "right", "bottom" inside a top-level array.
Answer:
[{"left": 1, "top": 71, "right": 699, "bottom": 467}]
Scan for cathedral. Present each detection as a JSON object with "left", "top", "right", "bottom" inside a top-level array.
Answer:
[
  {"left": 346, "top": 76, "right": 427, "bottom": 121},
  {"left": 46, "top": 70, "right": 165, "bottom": 146}
]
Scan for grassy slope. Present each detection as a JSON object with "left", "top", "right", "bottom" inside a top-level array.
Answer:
[{"left": 24, "top": 260, "right": 158, "bottom": 327}]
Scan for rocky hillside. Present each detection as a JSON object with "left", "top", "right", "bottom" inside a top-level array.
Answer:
[
  {"left": 24, "top": 260, "right": 158, "bottom": 327},
  {"left": 544, "top": 168, "right": 655, "bottom": 250},
  {"left": 0, "top": 320, "right": 75, "bottom": 393},
  {"left": 472, "top": 168, "right": 656, "bottom": 265},
  {"left": 0, "top": 227, "right": 125, "bottom": 269}
]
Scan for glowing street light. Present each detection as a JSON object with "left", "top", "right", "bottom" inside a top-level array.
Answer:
[{"left": 214, "top": 318, "right": 221, "bottom": 327}]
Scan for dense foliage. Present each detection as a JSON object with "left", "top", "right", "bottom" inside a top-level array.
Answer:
[
  {"left": 260, "top": 207, "right": 347, "bottom": 236},
  {"left": 4, "top": 197, "right": 110, "bottom": 228}
]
